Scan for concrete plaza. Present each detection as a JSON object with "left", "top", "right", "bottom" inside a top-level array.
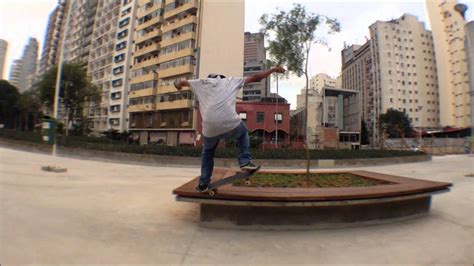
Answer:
[{"left": 0, "top": 146, "right": 473, "bottom": 265}]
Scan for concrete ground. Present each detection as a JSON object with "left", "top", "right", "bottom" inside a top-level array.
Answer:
[{"left": 0, "top": 146, "right": 473, "bottom": 265}]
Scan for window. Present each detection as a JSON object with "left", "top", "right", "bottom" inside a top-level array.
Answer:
[
  {"left": 121, "top": 7, "right": 131, "bottom": 17},
  {"left": 117, "top": 29, "right": 128, "bottom": 39},
  {"left": 119, "top": 17, "right": 130, "bottom": 28},
  {"left": 110, "top": 105, "right": 121, "bottom": 113},
  {"left": 239, "top": 112, "right": 247, "bottom": 121},
  {"left": 113, "top": 66, "right": 124, "bottom": 75},
  {"left": 256, "top": 112, "right": 264, "bottom": 123},
  {"left": 111, "top": 92, "right": 122, "bottom": 100},
  {"left": 274, "top": 113, "right": 283, "bottom": 123},
  {"left": 114, "top": 54, "right": 125, "bottom": 63},
  {"left": 112, "top": 78, "right": 123, "bottom": 87},
  {"left": 109, "top": 118, "right": 120, "bottom": 125},
  {"left": 116, "top": 41, "right": 127, "bottom": 51}
]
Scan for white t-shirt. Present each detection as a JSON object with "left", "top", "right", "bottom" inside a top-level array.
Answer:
[{"left": 188, "top": 76, "right": 245, "bottom": 137}]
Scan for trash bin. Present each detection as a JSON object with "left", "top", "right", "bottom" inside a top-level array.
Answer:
[{"left": 41, "top": 119, "right": 57, "bottom": 145}]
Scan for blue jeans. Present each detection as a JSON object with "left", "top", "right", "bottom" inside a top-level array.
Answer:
[{"left": 200, "top": 121, "right": 250, "bottom": 185}]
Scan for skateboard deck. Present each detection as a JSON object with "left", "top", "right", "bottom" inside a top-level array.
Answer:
[{"left": 208, "top": 165, "right": 261, "bottom": 196}]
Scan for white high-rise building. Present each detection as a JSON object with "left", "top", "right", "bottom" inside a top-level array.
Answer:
[
  {"left": 8, "top": 38, "right": 38, "bottom": 92},
  {"left": 426, "top": 0, "right": 470, "bottom": 127},
  {"left": 0, "top": 39, "right": 7, "bottom": 79}
]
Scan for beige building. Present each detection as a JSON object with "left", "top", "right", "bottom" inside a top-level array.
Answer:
[
  {"left": 63, "top": 0, "right": 98, "bottom": 65},
  {"left": 369, "top": 14, "right": 439, "bottom": 143},
  {"left": 426, "top": 0, "right": 470, "bottom": 128},
  {"left": 0, "top": 39, "right": 7, "bottom": 79},
  {"left": 9, "top": 38, "right": 39, "bottom": 93},
  {"left": 86, "top": 0, "right": 123, "bottom": 132},
  {"left": 128, "top": 0, "right": 244, "bottom": 146},
  {"left": 466, "top": 21, "right": 474, "bottom": 130},
  {"left": 243, "top": 32, "right": 268, "bottom": 101},
  {"left": 39, "top": 0, "right": 69, "bottom": 76}
]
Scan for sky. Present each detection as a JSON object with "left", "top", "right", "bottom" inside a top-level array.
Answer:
[{"left": 1, "top": 0, "right": 473, "bottom": 108}]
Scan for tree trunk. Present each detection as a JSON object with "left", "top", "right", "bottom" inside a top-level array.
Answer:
[{"left": 304, "top": 47, "right": 311, "bottom": 177}]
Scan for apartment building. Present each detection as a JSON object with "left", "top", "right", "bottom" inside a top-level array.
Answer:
[
  {"left": 369, "top": 14, "right": 439, "bottom": 143},
  {"left": 8, "top": 38, "right": 38, "bottom": 93},
  {"left": 426, "top": 0, "right": 470, "bottom": 128},
  {"left": 466, "top": 21, "right": 474, "bottom": 130},
  {"left": 342, "top": 42, "right": 374, "bottom": 141},
  {"left": 108, "top": 0, "right": 139, "bottom": 132},
  {"left": 39, "top": 0, "right": 69, "bottom": 76},
  {"left": 63, "top": 0, "right": 98, "bottom": 65},
  {"left": 128, "top": 0, "right": 244, "bottom": 146},
  {"left": 243, "top": 32, "right": 269, "bottom": 101},
  {"left": 86, "top": 0, "right": 122, "bottom": 132},
  {"left": 0, "top": 39, "right": 7, "bottom": 79}
]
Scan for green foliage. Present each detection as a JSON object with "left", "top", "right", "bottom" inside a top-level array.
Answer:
[
  {"left": 0, "top": 80, "right": 20, "bottom": 128},
  {"left": 0, "top": 129, "right": 424, "bottom": 159},
  {"left": 379, "top": 108, "right": 413, "bottom": 138},
  {"left": 37, "top": 63, "right": 99, "bottom": 134},
  {"left": 260, "top": 4, "right": 340, "bottom": 77}
]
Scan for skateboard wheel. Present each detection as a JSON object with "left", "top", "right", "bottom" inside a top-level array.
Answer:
[
  {"left": 208, "top": 189, "right": 216, "bottom": 197},
  {"left": 245, "top": 178, "right": 251, "bottom": 186}
]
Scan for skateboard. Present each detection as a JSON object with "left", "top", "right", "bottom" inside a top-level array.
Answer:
[{"left": 207, "top": 165, "right": 261, "bottom": 196}]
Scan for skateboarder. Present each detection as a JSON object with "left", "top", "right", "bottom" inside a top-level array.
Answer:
[{"left": 174, "top": 66, "right": 286, "bottom": 192}]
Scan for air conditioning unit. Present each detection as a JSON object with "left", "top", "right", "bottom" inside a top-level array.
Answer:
[
  {"left": 181, "top": 121, "right": 189, "bottom": 127},
  {"left": 130, "top": 122, "right": 136, "bottom": 127},
  {"left": 160, "top": 122, "right": 167, "bottom": 127}
]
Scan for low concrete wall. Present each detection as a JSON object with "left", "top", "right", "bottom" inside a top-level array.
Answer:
[{"left": 0, "top": 138, "right": 431, "bottom": 168}]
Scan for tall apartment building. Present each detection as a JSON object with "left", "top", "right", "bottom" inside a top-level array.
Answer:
[
  {"left": 466, "top": 21, "right": 474, "bottom": 130},
  {"left": 63, "top": 0, "right": 98, "bottom": 65},
  {"left": 39, "top": 0, "right": 69, "bottom": 76},
  {"left": 107, "top": 0, "right": 139, "bottom": 132},
  {"left": 128, "top": 0, "right": 244, "bottom": 146},
  {"left": 426, "top": 0, "right": 470, "bottom": 128},
  {"left": 86, "top": 0, "right": 122, "bottom": 132},
  {"left": 342, "top": 42, "right": 374, "bottom": 141},
  {"left": 369, "top": 14, "right": 439, "bottom": 142},
  {"left": 243, "top": 32, "right": 268, "bottom": 101},
  {"left": 0, "top": 39, "right": 7, "bottom": 79},
  {"left": 9, "top": 38, "right": 39, "bottom": 92}
]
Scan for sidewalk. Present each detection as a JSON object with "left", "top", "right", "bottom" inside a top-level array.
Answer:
[{"left": 0, "top": 146, "right": 473, "bottom": 265}]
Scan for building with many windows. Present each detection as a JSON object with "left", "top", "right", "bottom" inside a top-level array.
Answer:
[
  {"left": 426, "top": 0, "right": 471, "bottom": 128},
  {"left": 0, "top": 39, "right": 7, "bottom": 79},
  {"left": 128, "top": 0, "right": 244, "bottom": 146},
  {"left": 243, "top": 32, "right": 269, "bottom": 101},
  {"left": 8, "top": 38, "right": 39, "bottom": 93}
]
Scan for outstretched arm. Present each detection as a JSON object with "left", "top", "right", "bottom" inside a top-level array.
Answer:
[
  {"left": 174, "top": 80, "right": 190, "bottom": 90},
  {"left": 244, "top": 66, "right": 286, "bottom": 85}
]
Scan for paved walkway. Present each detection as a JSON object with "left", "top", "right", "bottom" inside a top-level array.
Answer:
[{"left": 1, "top": 146, "right": 473, "bottom": 265}]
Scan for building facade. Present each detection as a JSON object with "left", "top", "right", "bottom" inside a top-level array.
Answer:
[
  {"left": 39, "top": 0, "right": 69, "bottom": 76},
  {"left": 243, "top": 32, "right": 269, "bottom": 101},
  {"left": 86, "top": 0, "right": 123, "bottom": 132},
  {"left": 8, "top": 38, "right": 38, "bottom": 93},
  {"left": 128, "top": 0, "right": 244, "bottom": 146},
  {"left": 342, "top": 42, "right": 374, "bottom": 143},
  {"left": 63, "top": 0, "right": 98, "bottom": 65},
  {"left": 465, "top": 21, "right": 474, "bottom": 132},
  {"left": 0, "top": 39, "right": 7, "bottom": 79},
  {"left": 426, "top": 0, "right": 470, "bottom": 127},
  {"left": 369, "top": 14, "right": 439, "bottom": 143}
]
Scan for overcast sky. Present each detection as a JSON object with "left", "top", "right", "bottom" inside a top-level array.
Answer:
[{"left": 1, "top": 0, "right": 473, "bottom": 108}]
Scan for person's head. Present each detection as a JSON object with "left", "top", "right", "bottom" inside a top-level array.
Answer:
[{"left": 207, "top": 74, "right": 226, "bottom": 79}]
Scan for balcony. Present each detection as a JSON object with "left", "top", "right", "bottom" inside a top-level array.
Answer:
[
  {"left": 156, "top": 99, "right": 193, "bottom": 110},
  {"left": 161, "top": 32, "right": 196, "bottom": 48},
  {"left": 135, "top": 28, "right": 162, "bottom": 45},
  {"left": 158, "top": 84, "right": 181, "bottom": 94},
  {"left": 158, "top": 48, "right": 194, "bottom": 64},
  {"left": 159, "top": 64, "right": 194, "bottom": 78},
  {"left": 134, "top": 43, "right": 161, "bottom": 58},
  {"left": 162, "top": 16, "right": 197, "bottom": 34},
  {"left": 129, "top": 88, "right": 155, "bottom": 99},
  {"left": 137, "top": 2, "right": 163, "bottom": 18},
  {"left": 136, "top": 15, "right": 162, "bottom": 31},
  {"left": 128, "top": 103, "right": 155, "bottom": 113},
  {"left": 164, "top": 0, "right": 198, "bottom": 20},
  {"left": 130, "top": 72, "right": 157, "bottom": 85},
  {"left": 132, "top": 57, "right": 160, "bottom": 70}
]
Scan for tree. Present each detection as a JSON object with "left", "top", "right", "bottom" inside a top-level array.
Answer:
[
  {"left": 38, "top": 63, "right": 98, "bottom": 135},
  {"left": 17, "top": 89, "right": 42, "bottom": 131},
  {"left": 379, "top": 108, "right": 413, "bottom": 138},
  {"left": 260, "top": 4, "right": 340, "bottom": 174},
  {"left": 361, "top": 120, "right": 370, "bottom": 145},
  {"left": 0, "top": 80, "right": 20, "bottom": 129}
]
